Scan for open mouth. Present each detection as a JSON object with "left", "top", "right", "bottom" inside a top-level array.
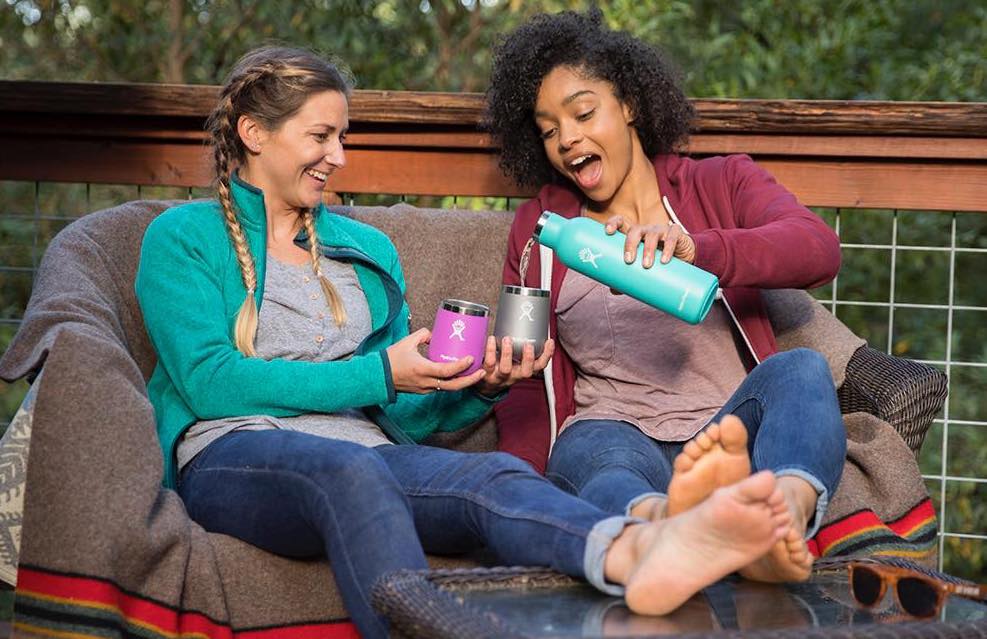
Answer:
[
  {"left": 566, "top": 154, "right": 602, "bottom": 190},
  {"left": 304, "top": 168, "right": 328, "bottom": 183}
]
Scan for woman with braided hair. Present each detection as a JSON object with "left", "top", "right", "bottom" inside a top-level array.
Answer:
[{"left": 137, "top": 45, "right": 796, "bottom": 638}]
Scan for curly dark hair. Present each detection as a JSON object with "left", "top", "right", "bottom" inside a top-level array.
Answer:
[{"left": 484, "top": 8, "right": 694, "bottom": 188}]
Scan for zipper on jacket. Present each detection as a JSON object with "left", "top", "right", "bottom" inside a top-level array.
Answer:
[
  {"left": 315, "top": 244, "right": 405, "bottom": 354},
  {"left": 313, "top": 242, "right": 416, "bottom": 445}
]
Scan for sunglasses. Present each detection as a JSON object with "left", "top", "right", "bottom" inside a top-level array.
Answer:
[{"left": 848, "top": 562, "right": 987, "bottom": 618}]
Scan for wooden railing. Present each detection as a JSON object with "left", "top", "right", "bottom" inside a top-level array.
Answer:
[{"left": 2, "top": 80, "right": 986, "bottom": 211}]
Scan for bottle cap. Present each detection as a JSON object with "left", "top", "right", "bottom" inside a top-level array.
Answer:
[
  {"left": 441, "top": 299, "right": 490, "bottom": 316},
  {"left": 502, "top": 285, "right": 550, "bottom": 297},
  {"left": 533, "top": 211, "right": 553, "bottom": 240}
]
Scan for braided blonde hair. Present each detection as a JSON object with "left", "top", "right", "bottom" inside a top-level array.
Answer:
[
  {"left": 302, "top": 210, "right": 346, "bottom": 325},
  {"left": 206, "top": 46, "right": 352, "bottom": 355}
]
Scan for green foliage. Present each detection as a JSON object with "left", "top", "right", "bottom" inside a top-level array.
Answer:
[
  {"left": 943, "top": 479, "right": 987, "bottom": 581},
  {"left": 2, "top": 0, "right": 543, "bottom": 90},
  {"left": 597, "top": 0, "right": 987, "bottom": 101},
  {"left": 2, "top": 1, "right": 985, "bottom": 100}
]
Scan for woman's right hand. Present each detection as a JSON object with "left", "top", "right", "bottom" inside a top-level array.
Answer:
[
  {"left": 384, "top": 328, "right": 486, "bottom": 394},
  {"left": 605, "top": 215, "right": 696, "bottom": 267}
]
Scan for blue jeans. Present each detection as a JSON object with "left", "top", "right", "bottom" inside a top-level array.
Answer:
[
  {"left": 178, "top": 430, "right": 629, "bottom": 639},
  {"left": 546, "top": 348, "right": 847, "bottom": 536}
]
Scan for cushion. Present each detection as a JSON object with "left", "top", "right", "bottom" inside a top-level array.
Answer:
[{"left": 338, "top": 204, "right": 515, "bottom": 333}]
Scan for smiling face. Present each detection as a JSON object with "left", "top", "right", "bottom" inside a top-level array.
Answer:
[
  {"left": 534, "top": 65, "right": 640, "bottom": 204},
  {"left": 239, "top": 89, "right": 348, "bottom": 212}
]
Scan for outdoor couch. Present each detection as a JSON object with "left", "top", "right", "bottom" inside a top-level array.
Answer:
[{"left": 0, "top": 199, "right": 947, "bottom": 638}]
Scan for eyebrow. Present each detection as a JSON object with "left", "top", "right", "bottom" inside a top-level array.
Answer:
[
  {"left": 534, "top": 90, "right": 598, "bottom": 118},
  {"left": 563, "top": 89, "right": 596, "bottom": 106},
  {"left": 308, "top": 123, "right": 349, "bottom": 134}
]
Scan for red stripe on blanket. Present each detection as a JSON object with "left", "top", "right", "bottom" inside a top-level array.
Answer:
[
  {"left": 18, "top": 567, "right": 232, "bottom": 638},
  {"left": 807, "top": 499, "right": 936, "bottom": 558},
  {"left": 237, "top": 624, "right": 361, "bottom": 639},
  {"left": 886, "top": 498, "right": 936, "bottom": 537},
  {"left": 17, "top": 567, "right": 358, "bottom": 639}
]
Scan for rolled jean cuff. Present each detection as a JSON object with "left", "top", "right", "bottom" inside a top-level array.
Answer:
[
  {"left": 583, "top": 515, "right": 640, "bottom": 597},
  {"left": 625, "top": 492, "right": 666, "bottom": 518},
  {"left": 775, "top": 467, "right": 829, "bottom": 539}
]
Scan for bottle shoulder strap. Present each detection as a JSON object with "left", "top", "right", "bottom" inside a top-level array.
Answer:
[{"left": 538, "top": 241, "right": 559, "bottom": 447}]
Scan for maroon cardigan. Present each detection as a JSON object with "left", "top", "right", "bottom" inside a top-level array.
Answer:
[{"left": 494, "top": 153, "right": 841, "bottom": 473}]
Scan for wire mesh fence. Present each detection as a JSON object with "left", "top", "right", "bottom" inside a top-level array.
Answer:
[{"left": 1, "top": 181, "right": 985, "bottom": 579}]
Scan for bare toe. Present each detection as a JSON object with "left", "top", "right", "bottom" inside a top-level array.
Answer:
[
  {"left": 673, "top": 451, "right": 696, "bottom": 473},
  {"left": 666, "top": 416, "right": 752, "bottom": 516},
  {"left": 739, "top": 526, "right": 813, "bottom": 583},
  {"left": 718, "top": 415, "right": 748, "bottom": 453}
]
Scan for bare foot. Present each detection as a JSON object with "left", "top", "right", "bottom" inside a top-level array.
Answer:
[
  {"left": 629, "top": 495, "right": 667, "bottom": 521},
  {"left": 606, "top": 471, "right": 790, "bottom": 616},
  {"left": 738, "top": 478, "right": 815, "bottom": 582},
  {"left": 666, "top": 415, "right": 751, "bottom": 517}
]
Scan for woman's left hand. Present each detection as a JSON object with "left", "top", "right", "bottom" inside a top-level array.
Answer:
[
  {"left": 473, "top": 336, "right": 555, "bottom": 397},
  {"left": 605, "top": 215, "right": 696, "bottom": 267}
]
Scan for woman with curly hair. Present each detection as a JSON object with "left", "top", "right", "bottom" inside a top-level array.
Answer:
[{"left": 486, "top": 9, "right": 847, "bottom": 583}]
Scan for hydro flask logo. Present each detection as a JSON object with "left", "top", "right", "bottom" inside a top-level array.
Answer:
[
  {"left": 519, "top": 301, "right": 535, "bottom": 322},
  {"left": 578, "top": 247, "right": 602, "bottom": 269},
  {"left": 450, "top": 319, "right": 467, "bottom": 341}
]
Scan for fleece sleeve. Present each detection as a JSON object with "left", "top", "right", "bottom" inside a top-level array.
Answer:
[{"left": 690, "top": 154, "right": 841, "bottom": 290}]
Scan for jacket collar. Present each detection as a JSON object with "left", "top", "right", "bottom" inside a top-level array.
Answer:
[
  {"left": 230, "top": 171, "right": 267, "bottom": 232},
  {"left": 229, "top": 171, "right": 366, "bottom": 255}
]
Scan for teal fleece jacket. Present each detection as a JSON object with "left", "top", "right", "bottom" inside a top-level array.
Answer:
[{"left": 136, "top": 176, "right": 498, "bottom": 488}]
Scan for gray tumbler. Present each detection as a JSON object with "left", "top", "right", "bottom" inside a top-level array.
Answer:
[{"left": 493, "top": 285, "right": 550, "bottom": 361}]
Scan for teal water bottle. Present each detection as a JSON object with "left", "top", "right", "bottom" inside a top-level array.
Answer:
[{"left": 534, "top": 211, "right": 719, "bottom": 324}]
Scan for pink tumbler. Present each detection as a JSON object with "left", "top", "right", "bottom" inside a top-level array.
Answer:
[{"left": 427, "top": 299, "right": 489, "bottom": 376}]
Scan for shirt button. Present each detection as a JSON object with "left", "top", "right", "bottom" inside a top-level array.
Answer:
[
  {"left": 315, "top": 335, "right": 324, "bottom": 344},
  {"left": 303, "top": 276, "right": 311, "bottom": 283},
  {"left": 318, "top": 312, "right": 325, "bottom": 320},
  {"left": 310, "top": 293, "right": 319, "bottom": 300}
]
